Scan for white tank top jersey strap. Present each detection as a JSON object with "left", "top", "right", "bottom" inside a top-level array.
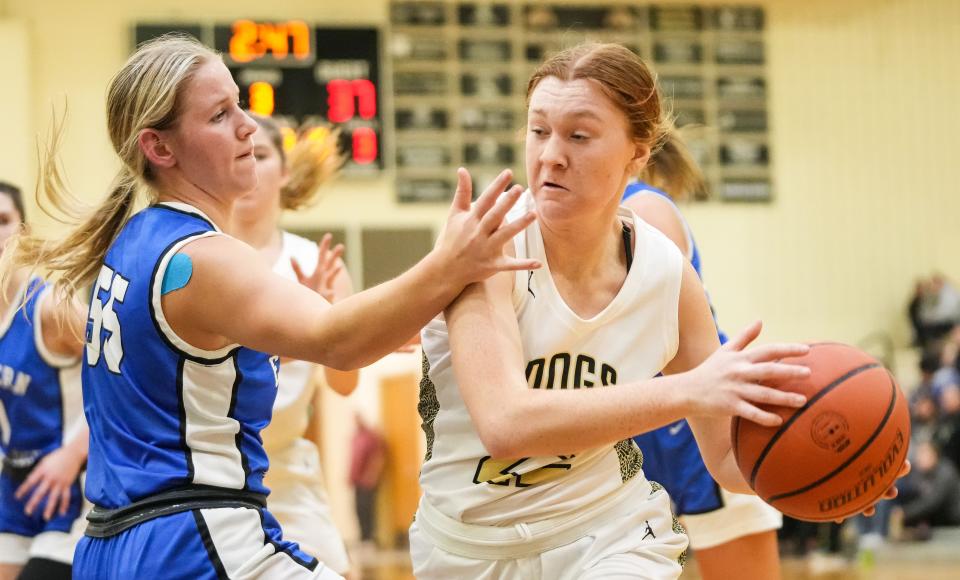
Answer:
[
  {"left": 260, "top": 231, "right": 349, "bottom": 574},
  {"left": 418, "top": 190, "right": 684, "bottom": 525}
]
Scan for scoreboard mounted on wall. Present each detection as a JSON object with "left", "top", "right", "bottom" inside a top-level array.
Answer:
[{"left": 135, "top": 22, "right": 383, "bottom": 174}]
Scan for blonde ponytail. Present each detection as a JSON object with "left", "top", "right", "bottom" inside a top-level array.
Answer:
[
  {"left": 0, "top": 34, "right": 217, "bottom": 303},
  {"left": 251, "top": 114, "right": 343, "bottom": 211}
]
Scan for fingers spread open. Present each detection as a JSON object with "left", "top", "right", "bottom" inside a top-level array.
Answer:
[
  {"left": 449, "top": 168, "right": 474, "bottom": 214},
  {"left": 736, "top": 401, "right": 783, "bottom": 427},
  {"left": 491, "top": 210, "right": 537, "bottom": 247},
  {"left": 290, "top": 258, "right": 306, "bottom": 283},
  {"left": 472, "top": 169, "right": 513, "bottom": 218},
  {"left": 59, "top": 486, "right": 72, "bottom": 517},
  {"left": 480, "top": 185, "right": 525, "bottom": 234},
  {"left": 24, "top": 479, "right": 51, "bottom": 516},
  {"left": 44, "top": 485, "right": 63, "bottom": 521},
  {"left": 740, "top": 361, "right": 811, "bottom": 385},
  {"left": 15, "top": 470, "right": 41, "bottom": 500},
  {"left": 746, "top": 343, "right": 810, "bottom": 363},
  {"left": 725, "top": 320, "right": 763, "bottom": 352},
  {"left": 739, "top": 383, "right": 807, "bottom": 408},
  {"left": 496, "top": 257, "right": 543, "bottom": 272}
]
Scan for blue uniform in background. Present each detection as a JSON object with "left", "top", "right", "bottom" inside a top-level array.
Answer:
[
  {"left": 0, "top": 277, "right": 83, "bottom": 563},
  {"left": 624, "top": 182, "right": 726, "bottom": 515},
  {"left": 73, "top": 203, "right": 334, "bottom": 580}
]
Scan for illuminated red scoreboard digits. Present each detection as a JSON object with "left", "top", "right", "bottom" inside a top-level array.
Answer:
[
  {"left": 325, "top": 79, "right": 378, "bottom": 165},
  {"left": 213, "top": 22, "right": 383, "bottom": 173}
]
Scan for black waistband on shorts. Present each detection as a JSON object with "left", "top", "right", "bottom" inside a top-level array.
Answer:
[
  {"left": 2, "top": 454, "right": 40, "bottom": 483},
  {"left": 85, "top": 485, "right": 267, "bottom": 538}
]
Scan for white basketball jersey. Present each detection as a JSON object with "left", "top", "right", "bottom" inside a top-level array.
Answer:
[
  {"left": 419, "top": 192, "right": 684, "bottom": 525},
  {"left": 262, "top": 231, "right": 319, "bottom": 453}
]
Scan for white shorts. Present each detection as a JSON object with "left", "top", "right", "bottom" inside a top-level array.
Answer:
[
  {"left": 0, "top": 526, "right": 83, "bottom": 565},
  {"left": 410, "top": 478, "right": 688, "bottom": 580},
  {"left": 680, "top": 489, "right": 782, "bottom": 550},
  {"left": 265, "top": 440, "right": 350, "bottom": 574},
  {"left": 269, "top": 485, "right": 350, "bottom": 574}
]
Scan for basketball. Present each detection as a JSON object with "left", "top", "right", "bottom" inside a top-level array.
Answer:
[{"left": 731, "top": 343, "right": 911, "bottom": 522}]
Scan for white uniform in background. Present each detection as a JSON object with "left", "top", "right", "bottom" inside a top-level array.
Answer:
[
  {"left": 262, "top": 231, "right": 350, "bottom": 575},
  {"left": 412, "top": 193, "right": 689, "bottom": 579}
]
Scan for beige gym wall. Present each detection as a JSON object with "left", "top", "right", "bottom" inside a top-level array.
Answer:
[{"left": 1, "top": 0, "right": 957, "bottom": 348}]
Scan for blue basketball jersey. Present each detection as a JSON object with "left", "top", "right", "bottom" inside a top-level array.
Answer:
[
  {"left": 623, "top": 181, "right": 726, "bottom": 343},
  {"left": 82, "top": 203, "right": 278, "bottom": 509},
  {"left": 625, "top": 182, "right": 729, "bottom": 515},
  {"left": 0, "top": 277, "right": 81, "bottom": 465}
]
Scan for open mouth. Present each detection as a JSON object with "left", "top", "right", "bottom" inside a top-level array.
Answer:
[{"left": 542, "top": 181, "right": 567, "bottom": 191}]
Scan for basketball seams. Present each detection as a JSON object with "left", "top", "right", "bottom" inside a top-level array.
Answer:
[
  {"left": 766, "top": 371, "right": 898, "bottom": 503},
  {"left": 747, "top": 361, "right": 880, "bottom": 488}
]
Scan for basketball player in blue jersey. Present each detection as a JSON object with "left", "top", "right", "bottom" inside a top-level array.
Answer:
[
  {"left": 622, "top": 135, "right": 783, "bottom": 579},
  {"left": 0, "top": 35, "right": 538, "bottom": 580},
  {"left": 0, "top": 181, "right": 86, "bottom": 580}
]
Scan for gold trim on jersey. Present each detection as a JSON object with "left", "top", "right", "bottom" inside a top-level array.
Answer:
[
  {"left": 472, "top": 455, "right": 575, "bottom": 487},
  {"left": 614, "top": 438, "right": 644, "bottom": 482},
  {"left": 650, "top": 479, "right": 689, "bottom": 567},
  {"left": 418, "top": 353, "right": 440, "bottom": 462}
]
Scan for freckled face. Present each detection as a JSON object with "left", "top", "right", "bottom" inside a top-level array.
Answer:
[{"left": 525, "top": 77, "right": 641, "bottom": 226}]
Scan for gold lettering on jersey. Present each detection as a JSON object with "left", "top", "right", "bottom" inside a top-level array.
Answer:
[
  {"left": 471, "top": 353, "right": 620, "bottom": 488},
  {"left": 0, "top": 365, "right": 31, "bottom": 395},
  {"left": 472, "top": 455, "right": 575, "bottom": 487},
  {"left": 526, "top": 353, "right": 617, "bottom": 389}
]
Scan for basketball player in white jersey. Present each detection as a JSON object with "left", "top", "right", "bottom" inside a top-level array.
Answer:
[
  {"left": 413, "top": 42, "right": 899, "bottom": 579},
  {"left": 233, "top": 115, "right": 356, "bottom": 577}
]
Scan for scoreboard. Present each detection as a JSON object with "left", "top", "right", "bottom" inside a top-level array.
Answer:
[{"left": 135, "top": 22, "right": 383, "bottom": 174}]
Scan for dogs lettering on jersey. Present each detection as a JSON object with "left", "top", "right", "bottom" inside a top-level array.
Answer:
[{"left": 525, "top": 353, "right": 617, "bottom": 390}]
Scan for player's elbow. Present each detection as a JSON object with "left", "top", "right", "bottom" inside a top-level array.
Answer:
[
  {"left": 325, "top": 368, "right": 360, "bottom": 396},
  {"left": 479, "top": 430, "right": 519, "bottom": 459},
  {"left": 474, "top": 400, "right": 535, "bottom": 458}
]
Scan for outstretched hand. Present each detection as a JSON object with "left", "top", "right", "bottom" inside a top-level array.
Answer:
[
  {"left": 434, "top": 168, "right": 541, "bottom": 288},
  {"left": 291, "top": 233, "right": 345, "bottom": 304},
  {"left": 688, "top": 321, "right": 811, "bottom": 427}
]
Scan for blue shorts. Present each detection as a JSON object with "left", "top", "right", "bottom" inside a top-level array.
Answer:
[
  {"left": 0, "top": 469, "right": 83, "bottom": 537},
  {"left": 0, "top": 467, "right": 84, "bottom": 564},
  {"left": 633, "top": 419, "right": 724, "bottom": 516},
  {"left": 74, "top": 506, "right": 341, "bottom": 579}
]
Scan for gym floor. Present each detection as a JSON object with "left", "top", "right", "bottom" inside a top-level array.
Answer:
[{"left": 355, "top": 527, "right": 960, "bottom": 579}]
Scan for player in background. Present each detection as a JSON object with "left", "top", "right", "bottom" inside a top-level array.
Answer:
[
  {"left": 0, "top": 181, "right": 86, "bottom": 580},
  {"left": 622, "top": 129, "right": 784, "bottom": 579},
  {"left": 233, "top": 115, "right": 355, "bottom": 577}
]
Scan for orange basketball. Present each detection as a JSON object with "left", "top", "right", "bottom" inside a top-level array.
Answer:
[{"left": 731, "top": 343, "right": 910, "bottom": 521}]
